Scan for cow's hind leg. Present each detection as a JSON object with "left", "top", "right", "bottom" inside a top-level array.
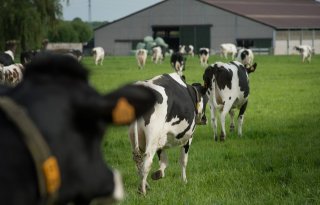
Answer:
[
  {"left": 229, "top": 109, "right": 235, "bottom": 132},
  {"left": 238, "top": 101, "right": 248, "bottom": 137},
  {"left": 138, "top": 149, "right": 156, "bottom": 195},
  {"left": 220, "top": 100, "right": 235, "bottom": 141},
  {"left": 180, "top": 139, "right": 192, "bottom": 183},
  {"left": 209, "top": 103, "right": 218, "bottom": 141},
  {"left": 151, "top": 149, "right": 168, "bottom": 180}
]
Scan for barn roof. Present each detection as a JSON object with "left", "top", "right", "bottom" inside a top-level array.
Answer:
[
  {"left": 95, "top": 0, "right": 320, "bottom": 31},
  {"left": 199, "top": 0, "right": 320, "bottom": 29}
]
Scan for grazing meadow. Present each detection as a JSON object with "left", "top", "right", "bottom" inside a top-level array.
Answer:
[{"left": 82, "top": 54, "right": 320, "bottom": 204}]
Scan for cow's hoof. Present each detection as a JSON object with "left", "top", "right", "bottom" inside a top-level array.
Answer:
[
  {"left": 220, "top": 134, "right": 225, "bottom": 142},
  {"left": 151, "top": 170, "right": 163, "bottom": 180},
  {"left": 214, "top": 135, "right": 218, "bottom": 141}
]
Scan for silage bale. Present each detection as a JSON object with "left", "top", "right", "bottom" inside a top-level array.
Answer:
[
  {"left": 136, "top": 42, "right": 146, "bottom": 50},
  {"left": 144, "top": 36, "right": 154, "bottom": 43}
]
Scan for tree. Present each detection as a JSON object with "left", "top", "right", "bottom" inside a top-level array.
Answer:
[
  {"left": 71, "top": 18, "right": 92, "bottom": 42},
  {"left": 0, "top": 0, "right": 65, "bottom": 51}
]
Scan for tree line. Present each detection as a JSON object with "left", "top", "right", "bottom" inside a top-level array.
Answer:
[{"left": 0, "top": 0, "right": 105, "bottom": 52}]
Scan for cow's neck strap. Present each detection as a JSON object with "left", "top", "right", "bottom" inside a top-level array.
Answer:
[{"left": 0, "top": 96, "right": 60, "bottom": 205}]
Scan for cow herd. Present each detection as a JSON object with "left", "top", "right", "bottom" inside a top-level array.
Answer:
[{"left": 0, "top": 40, "right": 315, "bottom": 204}]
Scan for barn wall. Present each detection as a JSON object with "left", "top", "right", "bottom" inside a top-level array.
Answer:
[
  {"left": 95, "top": 0, "right": 273, "bottom": 55},
  {"left": 274, "top": 30, "right": 320, "bottom": 55}
]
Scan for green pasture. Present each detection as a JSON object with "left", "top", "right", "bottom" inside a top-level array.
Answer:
[{"left": 82, "top": 54, "right": 320, "bottom": 205}]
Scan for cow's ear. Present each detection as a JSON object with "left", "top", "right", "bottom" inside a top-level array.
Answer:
[{"left": 102, "top": 85, "right": 156, "bottom": 125}]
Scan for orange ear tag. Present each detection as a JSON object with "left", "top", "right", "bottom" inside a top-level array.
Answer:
[
  {"left": 112, "top": 97, "right": 135, "bottom": 124},
  {"left": 42, "top": 156, "right": 61, "bottom": 194}
]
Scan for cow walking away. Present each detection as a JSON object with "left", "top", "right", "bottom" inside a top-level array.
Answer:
[
  {"left": 92, "top": 47, "right": 105, "bottom": 65},
  {"left": 0, "top": 53, "right": 156, "bottom": 205},
  {"left": 199, "top": 48, "right": 210, "bottom": 67},
  {"left": 294, "top": 45, "right": 313, "bottom": 63},
  {"left": 203, "top": 61, "right": 257, "bottom": 141},
  {"left": 151, "top": 46, "right": 163, "bottom": 64},
  {"left": 136, "top": 49, "right": 148, "bottom": 69},
  {"left": 128, "top": 72, "right": 208, "bottom": 195}
]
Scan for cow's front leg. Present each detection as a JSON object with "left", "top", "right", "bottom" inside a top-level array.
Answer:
[
  {"left": 151, "top": 149, "right": 168, "bottom": 180},
  {"left": 180, "top": 139, "right": 192, "bottom": 183},
  {"left": 238, "top": 101, "right": 248, "bottom": 137}
]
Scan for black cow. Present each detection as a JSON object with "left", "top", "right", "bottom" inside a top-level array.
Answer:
[
  {"left": 128, "top": 72, "right": 208, "bottom": 195},
  {"left": 0, "top": 53, "right": 156, "bottom": 205},
  {"left": 203, "top": 61, "right": 257, "bottom": 141}
]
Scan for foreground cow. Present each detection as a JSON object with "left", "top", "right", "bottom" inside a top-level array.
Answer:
[
  {"left": 170, "top": 52, "right": 186, "bottom": 76},
  {"left": 220, "top": 43, "right": 237, "bottom": 60},
  {"left": 0, "top": 63, "right": 24, "bottom": 86},
  {"left": 92, "top": 47, "right": 105, "bottom": 65},
  {"left": 294, "top": 45, "right": 313, "bottom": 63},
  {"left": 0, "top": 53, "right": 156, "bottom": 205},
  {"left": 203, "top": 61, "right": 257, "bottom": 141},
  {"left": 136, "top": 49, "right": 148, "bottom": 69},
  {"left": 199, "top": 48, "right": 210, "bottom": 67},
  {"left": 128, "top": 72, "right": 208, "bottom": 195},
  {"left": 236, "top": 48, "right": 254, "bottom": 68}
]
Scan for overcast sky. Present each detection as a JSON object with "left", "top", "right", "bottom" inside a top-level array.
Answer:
[{"left": 62, "top": 0, "right": 162, "bottom": 22}]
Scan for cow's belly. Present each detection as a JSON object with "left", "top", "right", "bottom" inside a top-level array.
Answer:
[{"left": 159, "top": 118, "right": 195, "bottom": 149}]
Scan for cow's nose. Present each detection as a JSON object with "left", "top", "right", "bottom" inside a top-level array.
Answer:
[{"left": 90, "top": 169, "right": 124, "bottom": 205}]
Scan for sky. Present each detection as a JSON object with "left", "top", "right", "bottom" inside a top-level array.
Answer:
[{"left": 62, "top": 0, "right": 162, "bottom": 22}]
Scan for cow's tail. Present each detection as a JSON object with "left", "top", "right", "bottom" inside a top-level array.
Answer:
[{"left": 211, "top": 79, "right": 223, "bottom": 110}]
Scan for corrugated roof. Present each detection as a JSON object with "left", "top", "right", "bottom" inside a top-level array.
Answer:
[{"left": 199, "top": 0, "right": 320, "bottom": 29}]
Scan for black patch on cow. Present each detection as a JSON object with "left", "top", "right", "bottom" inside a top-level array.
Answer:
[
  {"left": 0, "top": 52, "right": 14, "bottom": 66},
  {"left": 183, "top": 142, "right": 190, "bottom": 154},
  {"left": 236, "top": 64, "right": 250, "bottom": 98},
  {"left": 156, "top": 149, "right": 162, "bottom": 160},
  {"left": 143, "top": 89, "right": 163, "bottom": 126},
  {"left": 199, "top": 49, "right": 209, "bottom": 56},
  {"left": 240, "top": 50, "right": 249, "bottom": 61},
  {"left": 203, "top": 64, "right": 233, "bottom": 91}
]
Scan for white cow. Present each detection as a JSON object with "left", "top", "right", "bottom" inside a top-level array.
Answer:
[
  {"left": 92, "top": 47, "right": 105, "bottom": 66},
  {"left": 128, "top": 73, "right": 208, "bottom": 195},
  {"left": 220, "top": 43, "right": 237, "bottom": 60},
  {"left": 151, "top": 46, "right": 163, "bottom": 64},
  {"left": 199, "top": 48, "right": 210, "bottom": 67},
  {"left": 136, "top": 49, "right": 148, "bottom": 69},
  {"left": 294, "top": 45, "right": 313, "bottom": 63},
  {"left": 236, "top": 48, "right": 254, "bottom": 67}
]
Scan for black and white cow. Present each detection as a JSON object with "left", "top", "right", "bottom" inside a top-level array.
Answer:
[
  {"left": 170, "top": 52, "right": 186, "bottom": 76},
  {"left": 20, "top": 50, "right": 38, "bottom": 66},
  {"left": 199, "top": 48, "right": 210, "bottom": 67},
  {"left": 0, "top": 63, "right": 25, "bottom": 86},
  {"left": 220, "top": 43, "right": 237, "bottom": 60},
  {"left": 0, "top": 53, "right": 156, "bottom": 205},
  {"left": 294, "top": 45, "right": 313, "bottom": 63},
  {"left": 236, "top": 48, "right": 254, "bottom": 68},
  {"left": 128, "top": 72, "right": 208, "bottom": 195},
  {"left": 0, "top": 50, "right": 15, "bottom": 66},
  {"left": 203, "top": 61, "right": 257, "bottom": 141}
]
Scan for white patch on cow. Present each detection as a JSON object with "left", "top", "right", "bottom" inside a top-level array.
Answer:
[
  {"left": 168, "top": 73, "right": 186, "bottom": 87},
  {"left": 4, "top": 50, "right": 14, "bottom": 61}
]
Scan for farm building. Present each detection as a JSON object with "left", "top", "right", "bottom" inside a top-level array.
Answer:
[{"left": 94, "top": 0, "right": 320, "bottom": 56}]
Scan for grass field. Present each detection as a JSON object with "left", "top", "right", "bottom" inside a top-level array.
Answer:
[{"left": 83, "top": 54, "right": 320, "bottom": 205}]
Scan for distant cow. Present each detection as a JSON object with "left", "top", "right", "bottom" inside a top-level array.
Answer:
[
  {"left": 203, "top": 61, "right": 257, "bottom": 141},
  {"left": 236, "top": 48, "right": 254, "bottom": 68},
  {"left": 199, "top": 48, "right": 210, "bottom": 67},
  {"left": 179, "top": 45, "right": 194, "bottom": 57},
  {"left": 0, "top": 53, "right": 156, "bottom": 204},
  {"left": 0, "top": 63, "right": 24, "bottom": 86},
  {"left": 151, "top": 46, "right": 163, "bottom": 64},
  {"left": 220, "top": 43, "right": 237, "bottom": 60},
  {"left": 294, "top": 45, "right": 313, "bottom": 63},
  {"left": 128, "top": 73, "right": 208, "bottom": 195},
  {"left": 136, "top": 49, "right": 148, "bottom": 69},
  {"left": 170, "top": 52, "right": 186, "bottom": 76},
  {"left": 92, "top": 47, "right": 105, "bottom": 65}
]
